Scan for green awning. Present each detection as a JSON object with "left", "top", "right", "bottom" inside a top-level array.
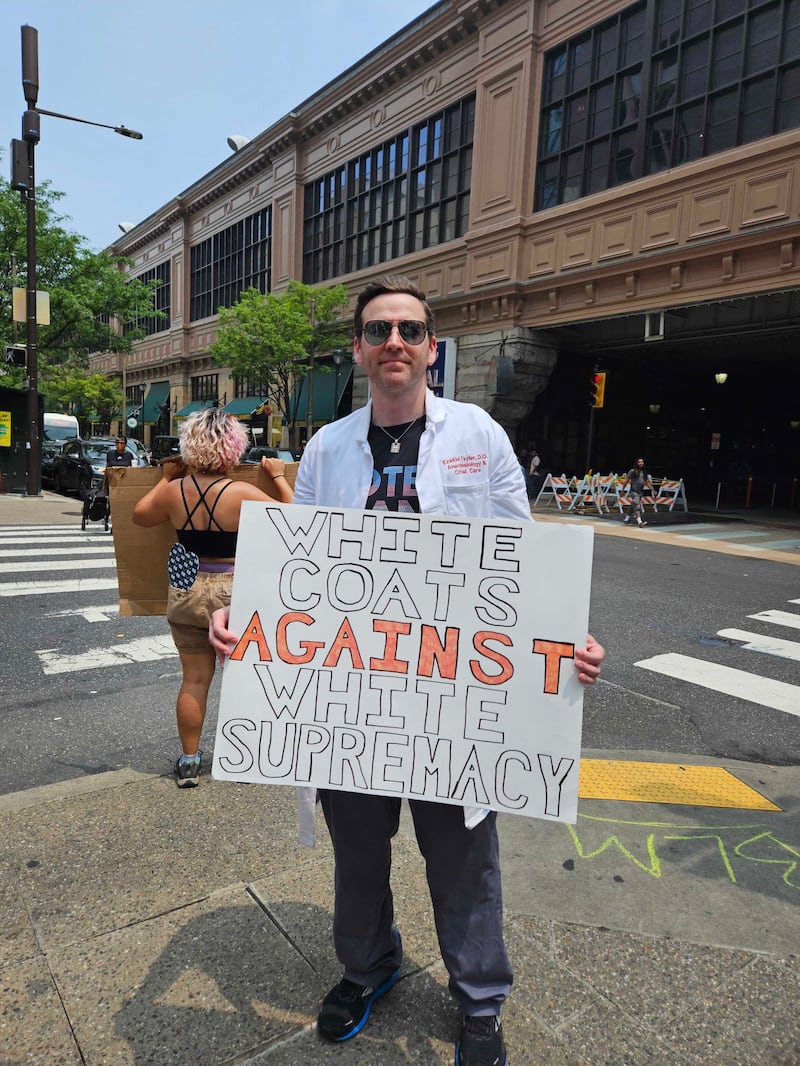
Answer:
[
  {"left": 291, "top": 362, "right": 353, "bottom": 423},
  {"left": 141, "top": 381, "right": 170, "bottom": 424},
  {"left": 112, "top": 402, "right": 143, "bottom": 420},
  {"left": 175, "top": 400, "right": 216, "bottom": 419},
  {"left": 223, "top": 397, "right": 268, "bottom": 418}
]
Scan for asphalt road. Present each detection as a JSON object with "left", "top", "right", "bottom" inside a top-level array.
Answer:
[
  {"left": 0, "top": 529, "right": 797, "bottom": 798},
  {"left": 585, "top": 537, "right": 799, "bottom": 766}
]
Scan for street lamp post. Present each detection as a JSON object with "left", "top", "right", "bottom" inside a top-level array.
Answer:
[
  {"left": 12, "top": 25, "right": 142, "bottom": 496},
  {"left": 332, "top": 348, "right": 345, "bottom": 420},
  {"left": 304, "top": 298, "right": 317, "bottom": 446}
]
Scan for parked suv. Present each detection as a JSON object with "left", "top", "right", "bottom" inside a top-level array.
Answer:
[
  {"left": 51, "top": 437, "right": 147, "bottom": 495},
  {"left": 150, "top": 436, "right": 181, "bottom": 463}
]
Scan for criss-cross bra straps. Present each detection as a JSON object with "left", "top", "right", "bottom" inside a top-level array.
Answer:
[{"left": 179, "top": 475, "right": 234, "bottom": 531}]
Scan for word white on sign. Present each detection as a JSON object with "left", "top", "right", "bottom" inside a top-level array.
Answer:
[{"left": 213, "top": 504, "right": 593, "bottom": 823}]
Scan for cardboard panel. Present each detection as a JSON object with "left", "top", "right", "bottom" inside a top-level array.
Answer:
[{"left": 108, "top": 464, "right": 297, "bottom": 616}]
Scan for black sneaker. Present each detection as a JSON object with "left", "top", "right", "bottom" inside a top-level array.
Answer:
[
  {"left": 317, "top": 970, "right": 399, "bottom": 1042},
  {"left": 456, "top": 1015, "right": 507, "bottom": 1066},
  {"left": 174, "top": 754, "right": 201, "bottom": 788}
]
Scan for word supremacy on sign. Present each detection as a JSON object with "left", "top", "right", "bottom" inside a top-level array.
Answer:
[{"left": 213, "top": 504, "right": 594, "bottom": 823}]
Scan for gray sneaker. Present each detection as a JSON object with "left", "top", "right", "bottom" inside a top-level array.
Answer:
[{"left": 174, "top": 753, "right": 201, "bottom": 788}]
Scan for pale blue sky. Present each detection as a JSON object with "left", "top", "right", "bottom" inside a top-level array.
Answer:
[{"left": 1, "top": 0, "right": 436, "bottom": 251}]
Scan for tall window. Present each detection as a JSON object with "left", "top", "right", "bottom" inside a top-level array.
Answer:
[
  {"left": 189, "top": 207, "right": 271, "bottom": 321},
  {"left": 191, "top": 374, "right": 218, "bottom": 402},
  {"left": 234, "top": 376, "right": 269, "bottom": 398},
  {"left": 124, "top": 261, "right": 171, "bottom": 335},
  {"left": 303, "top": 94, "right": 475, "bottom": 283},
  {"left": 536, "top": 0, "right": 800, "bottom": 210}
]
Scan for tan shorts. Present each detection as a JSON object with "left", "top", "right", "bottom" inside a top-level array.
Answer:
[{"left": 167, "top": 571, "right": 233, "bottom": 654}]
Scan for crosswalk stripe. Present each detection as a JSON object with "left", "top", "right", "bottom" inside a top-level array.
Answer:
[
  {"left": 665, "top": 523, "right": 719, "bottom": 532},
  {"left": 683, "top": 530, "right": 772, "bottom": 540},
  {"left": 45, "top": 604, "right": 120, "bottom": 622},
  {"left": 0, "top": 526, "right": 84, "bottom": 535},
  {"left": 0, "top": 536, "right": 111, "bottom": 546},
  {"left": 717, "top": 628, "right": 800, "bottom": 662},
  {"left": 0, "top": 558, "right": 114, "bottom": 575},
  {"left": 739, "top": 538, "right": 800, "bottom": 551},
  {"left": 748, "top": 609, "right": 800, "bottom": 631},
  {"left": 36, "top": 634, "right": 177, "bottom": 675},
  {"left": 0, "top": 578, "right": 119, "bottom": 597},
  {"left": 635, "top": 652, "right": 800, "bottom": 716},
  {"left": 0, "top": 546, "right": 115, "bottom": 558}
]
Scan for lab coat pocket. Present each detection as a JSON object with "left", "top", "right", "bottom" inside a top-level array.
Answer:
[{"left": 442, "top": 479, "right": 490, "bottom": 516}]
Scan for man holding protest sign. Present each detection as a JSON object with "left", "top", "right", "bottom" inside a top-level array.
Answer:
[{"left": 210, "top": 275, "right": 604, "bottom": 1066}]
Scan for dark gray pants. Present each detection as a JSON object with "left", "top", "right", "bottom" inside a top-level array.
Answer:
[
  {"left": 319, "top": 789, "right": 513, "bottom": 1015},
  {"left": 628, "top": 490, "right": 644, "bottom": 520}
]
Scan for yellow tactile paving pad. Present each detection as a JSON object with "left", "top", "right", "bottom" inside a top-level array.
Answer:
[{"left": 579, "top": 759, "right": 781, "bottom": 811}]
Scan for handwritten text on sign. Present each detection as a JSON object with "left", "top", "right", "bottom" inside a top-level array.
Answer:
[{"left": 213, "top": 505, "right": 593, "bottom": 823}]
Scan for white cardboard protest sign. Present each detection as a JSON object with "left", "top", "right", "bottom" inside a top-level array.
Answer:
[{"left": 212, "top": 503, "right": 593, "bottom": 823}]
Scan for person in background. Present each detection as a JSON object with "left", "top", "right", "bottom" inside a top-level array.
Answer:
[
  {"left": 209, "top": 274, "right": 604, "bottom": 1065},
  {"left": 103, "top": 435, "right": 133, "bottom": 492},
  {"left": 527, "top": 444, "right": 542, "bottom": 499},
  {"left": 133, "top": 407, "right": 293, "bottom": 788},
  {"left": 621, "top": 456, "right": 655, "bottom": 527}
]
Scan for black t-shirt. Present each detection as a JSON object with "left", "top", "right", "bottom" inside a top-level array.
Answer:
[
  {"left": 107, "top": 449, "right": 133, "bottom": 469},
  {"left": 365, "top": 418, "right": 425, "bottom": 512}
]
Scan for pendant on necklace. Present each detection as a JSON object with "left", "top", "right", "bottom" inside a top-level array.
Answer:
[{"left": 390, "top": 440, "right": 401, "bottom": 453}]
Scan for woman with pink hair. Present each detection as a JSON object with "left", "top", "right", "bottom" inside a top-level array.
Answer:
[{"left": 133, "top": 407, "right": 293, "bottom": 787}]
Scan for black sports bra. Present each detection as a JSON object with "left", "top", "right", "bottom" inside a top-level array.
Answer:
[{"left": 176, "top": 475, "right": 238, "bottom": 557}]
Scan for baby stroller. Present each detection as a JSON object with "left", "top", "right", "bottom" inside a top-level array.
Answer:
[{"left": 81, "top": 484, "right": 110, "bottom": 531}]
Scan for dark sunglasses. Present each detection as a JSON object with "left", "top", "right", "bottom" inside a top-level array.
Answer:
[{"left": 361, "top": 319, "right": 430, "bottom": 346}]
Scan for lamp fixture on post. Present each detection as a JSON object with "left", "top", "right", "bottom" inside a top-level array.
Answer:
[
  {"left": 227, "top": 135, "right": 250, "bottom": 152},
  {"left": 715, "top": 372, "right": 728, "bottom": 384},
  {"left": 649, "top": 403, "right": 661, "bottom": 415},
  {"left": 12, "top": 24, "right": 142, "bottom": 496},
  {"left": 118, "top": 222, "right": 134, "bottom": 233}
]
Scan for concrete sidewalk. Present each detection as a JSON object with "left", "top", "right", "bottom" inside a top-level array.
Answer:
[
  {"left": 0, "top": 489, "right": 83, "bottom": 526},
  {"left": 1, "top": 753, "right": 798, "bottom": 1066}
]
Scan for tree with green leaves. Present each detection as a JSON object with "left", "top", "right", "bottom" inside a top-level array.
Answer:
[
  {"left": 211, "top": 280, "right": 350, "bottom": 447},
  {"left": 0, "top": 165, "right": 161, "bottom": 413},
  {"left": 46, "top": 366, "right": 122, "bottom": 430}
]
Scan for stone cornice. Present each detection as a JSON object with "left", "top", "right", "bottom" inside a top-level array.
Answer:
[{"left": 109, "top": 0, "right": 509, "bottom": 258}]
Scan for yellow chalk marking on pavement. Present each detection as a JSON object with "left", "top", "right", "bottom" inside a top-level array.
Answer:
[{"left": 579, "top": 759, "right": 781, "bottom": 811}]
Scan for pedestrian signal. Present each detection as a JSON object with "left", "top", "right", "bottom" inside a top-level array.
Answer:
[
  {"left": 4, "top": 345, "right": 26, "bottom": 368},
  {"left": 591, "top": 371, "right": 606, "bottom": 408}
]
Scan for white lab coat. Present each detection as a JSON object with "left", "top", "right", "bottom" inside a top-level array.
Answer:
[{"left": 293, "top": 390, "right": 532, "bottom": 843}]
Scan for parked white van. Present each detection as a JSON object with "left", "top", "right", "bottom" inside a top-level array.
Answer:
[{"left": 43, "top": 412, "right": 79, "bottom": 443}]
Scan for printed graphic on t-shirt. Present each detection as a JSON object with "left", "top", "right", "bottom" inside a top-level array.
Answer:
[{"left": 366, "top": 419, "right": 424, "bottom": 512}]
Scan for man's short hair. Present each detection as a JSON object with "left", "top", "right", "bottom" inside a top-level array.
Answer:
[
  {"left": 354, "top": 274, "right": 435, "bottom": 337},
  {"left": 115, "top": 436, "right": 127, "bottom": 444}
]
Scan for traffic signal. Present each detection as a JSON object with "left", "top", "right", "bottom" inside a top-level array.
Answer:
[
  {"left": 4, "top": 345, "right": 26, "bottom": 368},
  {"left": 591, "top": 371, "right": 606, "bottom": 408}
]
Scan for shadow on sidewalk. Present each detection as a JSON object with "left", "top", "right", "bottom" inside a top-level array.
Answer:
[{"left": 111, "top": 901, "right": 455, "bottom": 1065}]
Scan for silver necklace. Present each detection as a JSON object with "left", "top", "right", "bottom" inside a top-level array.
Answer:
[{"left": 375, "top": 415, "right": 420, "bottom": 453}]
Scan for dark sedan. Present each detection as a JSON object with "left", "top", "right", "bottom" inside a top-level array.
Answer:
[{"left": 241, "top": 446, "right": 296, "bottom": 464}]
